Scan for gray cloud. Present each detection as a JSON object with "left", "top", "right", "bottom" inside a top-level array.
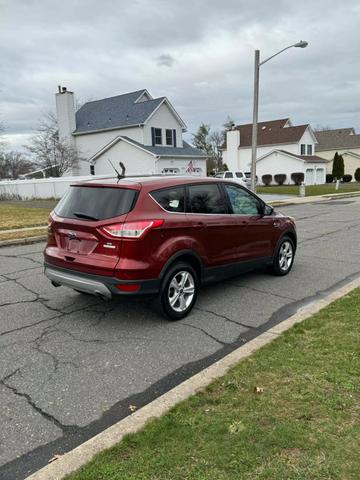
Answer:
[
  {"left": 155, "top": 54, "right": 176, "bottom": 67},
  {"left": 0, "top": 0, "right": 359, "bottom": 150}
]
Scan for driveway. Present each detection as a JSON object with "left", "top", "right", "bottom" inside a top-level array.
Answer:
[{"left": 1, "top": 197, "right": 360, "bottom": 480}]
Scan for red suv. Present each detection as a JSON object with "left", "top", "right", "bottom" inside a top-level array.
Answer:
[{"left": 44, "top": 176, "right": 296, "bottom": 320}]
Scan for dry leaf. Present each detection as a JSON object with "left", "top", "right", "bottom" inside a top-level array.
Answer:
[
  {"left": 129, "top": 404, "right": 137, "bottom": 412},
  {"left": 254, "top": 386, "right": 264, "bottom": 394},
  {"left": 48, "top": 454, "right": 63, "bottom": 463}
]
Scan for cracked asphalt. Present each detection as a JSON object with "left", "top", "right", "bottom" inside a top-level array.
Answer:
[{"left": 1, "top": 197, "right": 360, "bottom": 480}]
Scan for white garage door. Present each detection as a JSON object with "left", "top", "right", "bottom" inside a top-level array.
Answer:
[
  {"left": 316, "top": 168, "right": 324, "bottom": 184},
  {"left": 305, "top": 168, "right": 314, "bottom": 185}
]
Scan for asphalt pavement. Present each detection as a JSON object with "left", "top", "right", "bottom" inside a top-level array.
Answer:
[{"left": 1, "top": 197, "right": 360, "bottom": 480}]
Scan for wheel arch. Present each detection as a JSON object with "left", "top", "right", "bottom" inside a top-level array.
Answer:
[{"left": 159, "top": 250, "right": 204, "bottom": 284}]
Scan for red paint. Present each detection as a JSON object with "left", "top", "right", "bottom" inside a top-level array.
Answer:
[{"left": 44, "top": 176, "right": 296, "bottom": 286}]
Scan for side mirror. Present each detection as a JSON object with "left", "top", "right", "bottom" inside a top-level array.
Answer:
[{"left": 263, "top": 204, "right": 274, "bottom": 216}]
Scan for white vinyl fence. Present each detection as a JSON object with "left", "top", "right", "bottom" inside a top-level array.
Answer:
[{"left": 0, "top": 175, "right": 110, "bottom": 200}]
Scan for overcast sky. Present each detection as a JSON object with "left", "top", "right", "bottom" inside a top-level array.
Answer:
[{"left": 1, "top": 0, "right": 359, "bottom": 151}]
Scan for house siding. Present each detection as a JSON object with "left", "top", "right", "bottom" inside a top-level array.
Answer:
[
  {"left": 144, "top": 103, "right": 183, "bottom": 148},
  {"left": 315, "top": 147, "right": 360, "bottom": 175}
]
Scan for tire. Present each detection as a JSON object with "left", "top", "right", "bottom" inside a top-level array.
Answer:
[
  {"left": 269, "top": 236, "right": 295, "bottom": 276},
  {"left": 154, "top": 262, "right": 198, "bottom": 320}
]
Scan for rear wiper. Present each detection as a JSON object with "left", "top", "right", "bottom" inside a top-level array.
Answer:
[{"left": 73, "top": 212, "right": 99, "bottom": 221}]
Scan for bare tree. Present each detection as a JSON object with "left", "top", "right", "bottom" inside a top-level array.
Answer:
[
  {"left": 0, "top": 151, "right": 33, "bottom": 179},
  {"left": 192, "top": 122, "right": 228, "bottom": 174},
  {"left": 25, "top": 112, "right": 82, "bottom": 176}
]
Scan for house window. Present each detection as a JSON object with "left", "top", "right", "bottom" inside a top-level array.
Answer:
[
  {"left": 90, "top": 165, "right": 95, "bottom": 175},
  {"left": 307, "top": 144, "right": 313, "bottom": 155},
  {"left": 151, "top": 127, "right": 162, "bottom": 146},
  {"left": 154, "top": 128, "right": 162, "bottom": 145},
  {"left": 300, "top": 144, "right": 306, "bottom": 155},
  {"left": 166, "top": 129, "right": 173, "bottom": 146}
]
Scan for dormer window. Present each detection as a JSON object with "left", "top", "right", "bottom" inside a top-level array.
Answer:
[
  {"left": 166, "top": 129, "right": 177, "bottom": 147},
  {"left": 307, "top": 144, "right": 313, "bottom": 155},
  {"left": 151, "top": 128, "right": 162, "bottom": 145},
  {"left": 300, "top": 144, "right": 306, "bottom": 155}
]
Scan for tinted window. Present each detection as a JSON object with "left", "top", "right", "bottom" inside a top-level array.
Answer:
[
  {"left": 235, "top": 172, "right": 243, "bottom": 178},
  {"left": 188, "top": 184, "right": 227, "bottom": 214},
  {"left": 55, "top": 186, "right": 136, "bottom": 220},
  {"left": 151, "top": 186, "right": 185, "bottom": 213},
  {"left": 224, "top": 172, "right": 233, "bottom": 178},
  {"left": 224, "top": 184, "right": 262, "bottom": 215}
]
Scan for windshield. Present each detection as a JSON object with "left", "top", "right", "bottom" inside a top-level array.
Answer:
[{"left": 55, "top": 186, "right": 137, "bottom": 220}]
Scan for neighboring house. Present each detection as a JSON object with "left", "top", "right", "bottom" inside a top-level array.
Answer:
[
  {"left": 55, "top": 87, "right": 207, "bottom": 176},
  {"left": 314, "top": 128, "right": 360, "bottom": 176},
  {"left": 222, "top": 118, "right": 328, "bottom": 185}
]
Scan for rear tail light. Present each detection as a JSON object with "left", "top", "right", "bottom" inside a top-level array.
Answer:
[
  {"left": 47, "top": 215, "right": 57, "bottom": 246},
  {"left": 102, "top": 220, "right": 164, "bottom": 239}
]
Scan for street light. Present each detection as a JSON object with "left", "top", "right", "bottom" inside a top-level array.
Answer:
[{"left": 250, "top": 41, "right": 308, "bottom": 192}]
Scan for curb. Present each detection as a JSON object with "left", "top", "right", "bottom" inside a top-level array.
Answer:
[
  {"left": 268, "top": 190, "right": 360, "bottom": 207},
  {"left": 0, "top": 235, "right": 47, "bottom": 248},
  {"left": 25, "top": 276, "right": 360, "bottom": 480}
]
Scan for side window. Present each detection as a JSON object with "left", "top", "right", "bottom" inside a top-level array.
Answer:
[
  {"left": 224, "top": 172, "right": 233, "bottom": 178},
  {"left": 224, "top": 184, "right": 262, "bottom": 215},
  {"left": 235, "top": 172, "right": 243, "bottom": 178},
  {"left": 188, "top": 184, "right": 227, "bottom": 214},
  {"left": 151, "top": 186, "right": 185, "bottom": 213}
]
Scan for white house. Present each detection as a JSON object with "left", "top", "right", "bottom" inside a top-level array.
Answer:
[
  {"left": 55, "top": 87, "right": 207, "bottom": 176},
  {"left": 314, "top": 128, "right": 360, "bottom": 177},
  {"left": 222, "top": 118, "right": 329, "bottom": 185}
]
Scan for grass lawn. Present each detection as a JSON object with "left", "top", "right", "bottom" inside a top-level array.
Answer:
[
  {"left": 0, "top": 227, "right": 47, "bottom": 242},
  {"left": 0, "top": 201, "right": 55, "bottom": 231},
  {"left": 257, "top": 182, "right": 360, "bottom": 197},
  {"left": 66, "top": 288, "right": 360, "bottom": 480}
]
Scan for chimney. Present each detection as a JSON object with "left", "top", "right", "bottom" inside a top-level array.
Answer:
[
  {"left": 55, "top": 86, "right": 76, "bottom": 145},
  {"left": 225, "top": 128, "right": 240, "bottom": 170}
]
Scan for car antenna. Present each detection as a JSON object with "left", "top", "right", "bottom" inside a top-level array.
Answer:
[{"left": 108, "top": 160, "right": 126, "bottom": 182}]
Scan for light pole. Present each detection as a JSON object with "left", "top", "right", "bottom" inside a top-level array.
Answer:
[{"left": 250, "top": 40, "right": 308, "bottom": 192}]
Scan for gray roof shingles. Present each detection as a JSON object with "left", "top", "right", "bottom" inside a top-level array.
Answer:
[
  {"left": 74, "top": 90, "right": 165, "bottom": 134},
  {"left": 277, "top": 150, "right": 329, "bottom": 163},
  {"left": 122, "top": 137, "right": 207, "bottom": 157},
  {"left": 314, "top": 128, "right": 360, "bottom": 151}
]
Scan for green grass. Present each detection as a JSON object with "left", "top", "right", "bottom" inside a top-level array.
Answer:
[
  {"left": 0, "top": 202, "right": 54, "bottom": 230},
  {"left": 0, "top": 227, "right": 47, "bottom": 241},
  {"left": 257, "top": 182, "right": 360, "bottom": 196},
  {"left": 66, "top": 288, "right": 360, "bottom": 480}
]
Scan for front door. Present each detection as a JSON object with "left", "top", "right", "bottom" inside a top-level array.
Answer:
[{"left": 222, "top": 183, "right": 276, "bottom": 261}]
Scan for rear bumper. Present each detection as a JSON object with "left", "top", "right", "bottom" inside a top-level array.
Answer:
[{"left": 44, "top": 262, "right": 160, "bottom": 298}]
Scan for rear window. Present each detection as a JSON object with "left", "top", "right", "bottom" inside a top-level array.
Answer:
[
  {"left": 188, "top": 184, "right": 227, "bottom": 214},
  {"left": 54, "top": 186, "right": 137, "bottom": 220},
  {"left": 151, "top": 186, "right": 185, "bottom": 213}
]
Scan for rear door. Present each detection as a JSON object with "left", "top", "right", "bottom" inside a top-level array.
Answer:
[
  {"left": 185, "top": 183, "right": 240, "bottom": 267},
  {"left": 45, "top": 185, "right": 138, "bottom": 276}
]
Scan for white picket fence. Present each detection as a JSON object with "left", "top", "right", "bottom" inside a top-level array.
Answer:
[{"left": 0, "top": 175, "right": 110, "bottom": 200}]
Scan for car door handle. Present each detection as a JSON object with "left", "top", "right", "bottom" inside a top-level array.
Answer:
[
  {"left": 195, "top": 221, "right": 206, "bottom": 230},
  {"left": 273, "top": 221, "right": 280, "bottom": 228}
]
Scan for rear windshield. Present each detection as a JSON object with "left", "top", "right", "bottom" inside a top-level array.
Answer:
[{"left": 54, "top": 186, "right": 137, "bottom": 220}]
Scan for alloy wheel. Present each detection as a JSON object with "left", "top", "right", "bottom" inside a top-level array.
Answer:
[
  {"left": 279, "top": 240, "right": 293, "bottom": 272},
  {"left": 167, "top": 270, "right": 195, "bottom": 313}
]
